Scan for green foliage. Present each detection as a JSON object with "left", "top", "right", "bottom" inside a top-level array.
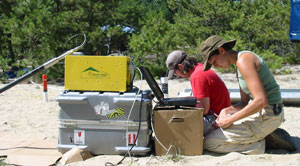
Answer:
[
  {"left": 0, "top": 157, "right": 6, "bottom": 166},
  {"left": 128, "top": 10, "right": 173, "bottom": 77},
  {"left": 0, "top": 0, "right": 144, "bottom": 82},
  {"left": 259, "top": 50, "right": 283, "bottom": 73},
  {"left": 281, "top": 68, "right": 292, "bottom": 75},
  {"left": 0, "top": 0, "right": 297, "bottom": 83},
  {"left": 285, "top": 42, "right": 300, "bottom": 63}
]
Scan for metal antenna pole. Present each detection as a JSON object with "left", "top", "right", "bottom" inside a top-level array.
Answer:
[{"left": 0, "top": 34, "right": 86, "bottom": 94}]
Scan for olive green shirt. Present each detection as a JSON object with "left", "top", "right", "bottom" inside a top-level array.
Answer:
[{"left": 237, "top": 51, "right": 281, "bottom": 105}]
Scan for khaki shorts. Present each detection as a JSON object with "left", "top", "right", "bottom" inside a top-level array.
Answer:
[{"left": 204, "top": 106, "right": 284, "bottom": 154}]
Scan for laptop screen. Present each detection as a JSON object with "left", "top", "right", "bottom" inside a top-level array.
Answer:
[
  {"left": 139, "top": 66, "right": 164, "bottom": 101},
  {"left": 139, "top": 66, "right": 197, "bottom": 107}
]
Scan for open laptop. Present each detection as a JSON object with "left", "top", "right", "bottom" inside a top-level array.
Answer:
[{"left": 139, "top": 66, "right": 197, "bottom": 107}]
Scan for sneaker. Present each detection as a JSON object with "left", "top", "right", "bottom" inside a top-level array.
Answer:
[{"left": 265, "top": 128, "right": 296, "bottom": 151}]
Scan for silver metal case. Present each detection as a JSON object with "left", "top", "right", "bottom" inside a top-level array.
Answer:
[{"left": 56, "top": 89, "right": 153, "bottom": 155}]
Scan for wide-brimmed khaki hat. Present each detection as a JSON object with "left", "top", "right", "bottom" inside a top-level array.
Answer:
[
  {"left": 199, "top": 35, "right": 236, "bottom": 71},
  {"left": 166, "top": 50, "right": 187, "bottom": 78}
]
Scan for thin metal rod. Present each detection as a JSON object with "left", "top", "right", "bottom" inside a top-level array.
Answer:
[{"left": 0, "top": 34, "right": 86, "bottom": 94}]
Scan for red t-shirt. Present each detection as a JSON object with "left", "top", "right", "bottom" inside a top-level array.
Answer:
[{"left": 190, "top": 63, "right": 231, "bottom": 115}]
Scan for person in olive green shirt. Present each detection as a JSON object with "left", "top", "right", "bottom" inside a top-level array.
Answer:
[{"left": 199, "top": 35, "right": 289, "bottom": 154}]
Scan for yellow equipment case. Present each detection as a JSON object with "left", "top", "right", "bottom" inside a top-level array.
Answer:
[{"left": 65, "top": 55, "right": 132, "bottom": 92}]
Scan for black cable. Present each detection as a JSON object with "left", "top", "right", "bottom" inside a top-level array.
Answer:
[
  {"left": 129, "top": 58, "right": 136, "bottom": 89},
  {"left": 105, "top": 92, "right": 144, "bottom": 166}
]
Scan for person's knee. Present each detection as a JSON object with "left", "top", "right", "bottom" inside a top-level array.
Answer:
[
  {"left": 204, "top": 137, "right": 223, "bottom": 151},
  {"left": 241, "top": 140, "right": 265, "bottom": 154},
  {"left": 204, "top": 138, "right": 265, "bottom": 154},
  {"left": 204, "top": 141, "right": 219, "bottom": 152}
]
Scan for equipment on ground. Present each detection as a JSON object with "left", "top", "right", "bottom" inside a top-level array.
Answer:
[
  {"left": 56, "top": 53, "right": 152, "bottom": 156},
  {"left": 56, "top": 89, "right": 153, "bottom": 155},
  {"left": 64, "top": 55, "right": 133, "bottom": 92},
  {"left": 139, "top": 66, "right": 197, "bottom": 107}
]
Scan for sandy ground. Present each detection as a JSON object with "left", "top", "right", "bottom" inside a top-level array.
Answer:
[{"left": 1, "top": 65, "right": 300, "bottom": 165}]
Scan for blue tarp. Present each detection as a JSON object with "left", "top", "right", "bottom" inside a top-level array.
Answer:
[
  {"left": 289, "top": 0, "right": 300, "bottom": 41},
  {"left": 0, "top": 68, "right": 29, "bottom": 79}
]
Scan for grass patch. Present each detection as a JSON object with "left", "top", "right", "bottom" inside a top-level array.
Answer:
[{"left": 0, "top": 158, "right": 7, "bottom": 166}]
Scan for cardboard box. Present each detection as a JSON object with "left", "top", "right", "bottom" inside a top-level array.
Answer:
[
  {"left": 154, "top": 106, "right": 203, "bottom": 156},
  {"left": 59, "top": 148, "right": 93, "bottom": 165},
  {"left": 65, "top": 56, "right": 132, "bottom": 92},
  {"left": 0, "top": 133, "right": 62, "bottom": 166}
]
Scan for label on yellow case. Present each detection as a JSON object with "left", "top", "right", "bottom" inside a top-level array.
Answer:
[{"left": 65, "top": 56, "right": 130, "bottom": 92}]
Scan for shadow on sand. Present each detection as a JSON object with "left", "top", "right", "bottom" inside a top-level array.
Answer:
[{"left": 265, "top": 136, "right": 299, "bottom": 154}]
